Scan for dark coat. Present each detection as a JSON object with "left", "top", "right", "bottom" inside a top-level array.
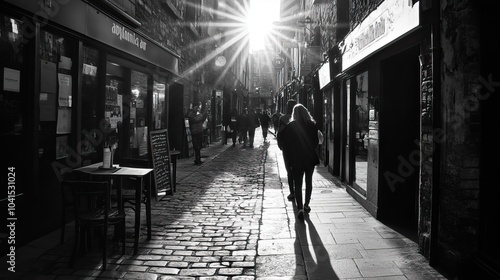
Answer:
[
  {"left": 228, "top": 111, "right": 239, "bottom": 131},
  {"left": 278, "top": 120, "right": 320, "bottom": 169},
  {"left": 258, "top": 113, "right": 271, "bottom": 128},
  {"left": 189, "top": 111, "right": 207, "bottom": 135}
]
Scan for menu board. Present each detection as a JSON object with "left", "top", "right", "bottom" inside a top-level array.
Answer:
[{"left": 149, "top": 129, "right": 173, "bottom": 196}]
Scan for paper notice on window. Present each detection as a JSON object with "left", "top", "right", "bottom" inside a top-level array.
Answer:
[
  {"left": 3, "top": 67, "right": 20, "bottom": 92},
  {"left": 59, "top": 56, "right": 72, "bottom": 70},
  {"left": 58, "top": 73, "right": 72, "bottom": 107},
  {"left": 41, "top": 60, "right": 57, "bottom": 94},
  {"left": 56, "top": 107, "right": 72, "bottom": 134}
]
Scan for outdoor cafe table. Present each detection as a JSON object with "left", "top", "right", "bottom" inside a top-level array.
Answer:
[{"left": 74, "top": 162, "right": 153, "bottom": 254}]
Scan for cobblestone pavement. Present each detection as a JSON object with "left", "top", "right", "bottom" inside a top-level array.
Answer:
[{"left": 1, "top": 128, "right": 448, "bottom": 280}]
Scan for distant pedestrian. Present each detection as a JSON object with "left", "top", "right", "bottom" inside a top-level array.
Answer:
[
  {"left": 277, "top": 99, "right": 297, "bottom": 201},
  {"left": 271, "top": 111, "right": 280, "bottom": 134},
  {"left": 278, "top": 104, "right": 319, "bottom": 220},
  {"left": 258, "top": 109, "right": 272, "bottom": 141},
  {"left": 238, "top": 108, "right": 249, "bottom": 146},
  {"left": 227, "top": 108, "right": 239, "bottom": 147},
  {"left": 247, "top": 107, "right": 260, "bottom": 148},
  {"left": 188, "top": 104, "right": 208, "bottom": 165}
]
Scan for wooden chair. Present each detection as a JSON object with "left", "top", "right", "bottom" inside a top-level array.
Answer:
[
  {"left": 63, "top": 180, "right": 126, "bottom": 270},
  {"left": 118, "top": 157, "right": 151, "bottom": 210}
]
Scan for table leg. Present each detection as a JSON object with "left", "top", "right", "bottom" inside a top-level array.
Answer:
[
  {"left": 134, "top": 178, "right": 141, "bottom": 254},
  {"left": 145, "top": 174, "right": 152, "bottom": 240}
]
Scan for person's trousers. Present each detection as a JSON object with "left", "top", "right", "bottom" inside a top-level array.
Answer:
[
  {"left": 262, "top": 126, "right": 269, "bottom": 139},
  {"left": 248, "top": 128, "right": 256, "bottom": 146},
  {"left": 192, "top": 133, "right": 203, "bottom": 162},
  {"left": 292, "top": 164, "right": 315, "bottom": 210},
  {"left": 240, "top": 129, "right": 248, "bottom": 145},
  {"left": 231, "top": 131, "right": 237, "bottom": 145}
]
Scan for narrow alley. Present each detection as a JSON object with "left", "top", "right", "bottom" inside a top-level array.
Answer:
[{"left": 1, "top": 128, "right": 447, "bottom": 279}]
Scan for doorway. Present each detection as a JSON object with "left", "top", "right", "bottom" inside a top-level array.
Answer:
[{"left": 379, "top": 45, "right": 420, "bottom": 237}]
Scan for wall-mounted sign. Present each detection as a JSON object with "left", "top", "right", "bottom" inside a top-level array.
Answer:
[
  {"left": 341, "top": 0, "right": 419, "bottom": 71},
  {"left": 318, "top": 61, "right": 330, "bottom": 90}
]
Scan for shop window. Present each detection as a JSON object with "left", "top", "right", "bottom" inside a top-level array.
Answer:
[
  {"left": 39, "top": 29, "right": 75, "bottom": 161},
  {"left": 354, "top": 71, "right": 369, "bottom": 191},
  {"left": 98, "top": 0, "right": 141, "bottom": 27},
  {"left": 81, "top": 45, "right": 100, "bottom": 161},
  {"left": 161, "top": 0, "right": 186, "bottom": 19},
  {"left": 0, "top": 14, "right": 24, "bottom": 134},
  {"left": 186, "top": 0, "right": 202, "bottom": 36}
]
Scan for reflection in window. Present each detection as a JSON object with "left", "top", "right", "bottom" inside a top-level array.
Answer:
[{"left": 354, "top": 71, "right": 368, "bottom": 191}]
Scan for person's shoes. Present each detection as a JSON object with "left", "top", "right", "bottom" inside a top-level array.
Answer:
[
  {"left": 249, "top": 144, "right": 253, "bottom": 148},
  {"left": 194, "top": 160, "right": 203, "bottom": 165},
  {"left": 304, "top": 205, "right": 311, "bottom": 213},
  {"left": 287, "top": 193, "right": 294, "bottom": 200},
  {"left": 297, "top": 209, "right": 305, "bottom": 220},
  {"left": 232, "top": 143, "right": 236, "bottom": 147}
]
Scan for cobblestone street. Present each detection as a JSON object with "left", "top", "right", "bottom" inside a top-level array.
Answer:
[{"left": 1, "top": 128, "right": 447, "bottom": 279}]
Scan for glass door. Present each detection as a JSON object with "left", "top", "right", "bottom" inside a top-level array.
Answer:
[
  {"left": 129, "top": 70, "right": 149, "bottom": 159},
  {"left": 152, "top": 78, "right": 166, "bottom": 130}
]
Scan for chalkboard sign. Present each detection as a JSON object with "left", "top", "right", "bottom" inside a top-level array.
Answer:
[
  {"left": 184, "top": 118, "right": 194, "bottom": 157},
  {"left": 149, "top": 129, "right": 173, "bottom": 196}
]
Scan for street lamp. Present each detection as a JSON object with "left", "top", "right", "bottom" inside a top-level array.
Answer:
[{"left": 297, "top": 16, "right": 314, "bottom": 32}]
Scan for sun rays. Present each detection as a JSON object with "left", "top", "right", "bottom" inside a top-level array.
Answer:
[{"left": 177, "top": 0, "right": 302, "bottom": 87}]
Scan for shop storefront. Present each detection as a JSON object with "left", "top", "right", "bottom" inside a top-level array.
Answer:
[
  {"left": 322, "top": 0, "right": 421, "bottom": 233},
  {"left": 0, "top": 1, "right": 180, "bottom": 247}
]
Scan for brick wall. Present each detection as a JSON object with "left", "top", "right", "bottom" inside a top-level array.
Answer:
[
  {"left": 133, "top": 1, "right": 212, "bottom": 79},
  {"left": 436, "top": 1, "right": 481, "bottom": 273}
]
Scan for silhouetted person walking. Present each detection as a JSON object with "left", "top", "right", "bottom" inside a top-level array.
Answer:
[{"left": 278, "top": 104, "right": 319, "bottom": 220}]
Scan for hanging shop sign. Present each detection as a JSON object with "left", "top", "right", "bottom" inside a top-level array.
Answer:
[
  {"left": 341, "top": 0, "right": 419, "bottom": 71},
  {"left": 318, "top": 61, "right": 330, "bottom": 90}
]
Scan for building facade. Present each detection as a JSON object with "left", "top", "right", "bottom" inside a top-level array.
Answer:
[
  {"left": 277, "top": 0, "right": 499, "bottom": 278},
  {"left": 0, "top": 0, "right": 249, "bottom": 250}
]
